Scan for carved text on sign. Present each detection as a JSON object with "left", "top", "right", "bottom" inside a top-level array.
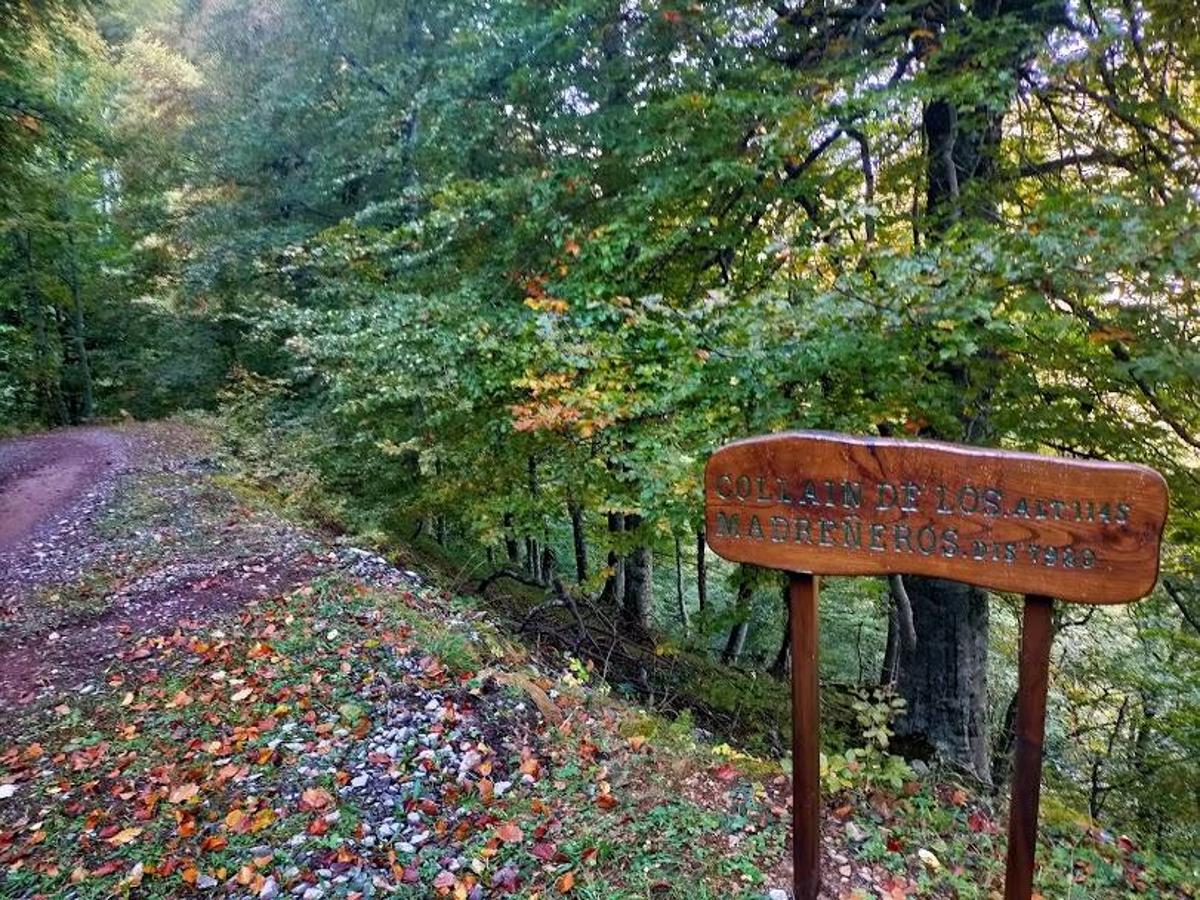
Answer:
[{"left": 704, "top": 433, "right": 1168, "bottom": 603}]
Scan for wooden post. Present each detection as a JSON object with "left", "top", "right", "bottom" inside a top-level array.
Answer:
[
  {"left": 1004, "top": 594, "right": 1054, "bottom": 900},
  {"left": 789, "top": 572, "right": 821, "bottom": 900}
]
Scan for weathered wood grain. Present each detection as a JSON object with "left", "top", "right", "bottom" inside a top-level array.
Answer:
[{"left": 704, "top": 431, "right": 1168, "bottom": 603}]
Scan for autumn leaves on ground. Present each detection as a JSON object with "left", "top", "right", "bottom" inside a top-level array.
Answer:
[{"left": 0, "top": 423, "right": 1187, "bottom": 899}]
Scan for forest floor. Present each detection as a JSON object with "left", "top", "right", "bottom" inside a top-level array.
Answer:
[{"left": 0, "top": 422, "right": 1190, "bottom": 899}]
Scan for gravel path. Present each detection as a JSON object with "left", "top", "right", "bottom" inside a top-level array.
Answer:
[
  {"left": 0, "top": 425, "right": 318, "bottom": 715},
  {"left": 0, "top": 427, "right": 129, "bottom": 564}
]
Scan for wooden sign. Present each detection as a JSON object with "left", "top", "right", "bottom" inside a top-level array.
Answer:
[
  {"left": 703, "top": 431, "right": 1169, "bottom": 900},
  {"left": 706, "top": 432, "right": 1168, "bottom": 604}
]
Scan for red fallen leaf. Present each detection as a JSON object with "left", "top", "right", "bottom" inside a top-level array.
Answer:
[
  {"left": 307, "top": 816, "right": 330, "bottom": 836},
  {"left": 581, "top": 847, "right": 598, "bottom": 866},
  {"left": 493, "top": 865, "right": 520, "bottom": 891},
  {"left": 92, "top": 860, "right": 123, "bottom": 877},
  {"left": 595, "top": 793, "right": 617, "bottom": 810},
  {"left": 713, "top": 763, "right": 737, "bottom": 782},
  {"left": 968, "top": 809, "right": 997, "bottom": 834},
  {"left": 886, "top": 836, "right": 904, "bottom": 853},
  {"left": 531, "top": 841, "right": 560, "bottom": 862},
  {"left": 496, "top": 822, "right": 524, "bottom": 843}
]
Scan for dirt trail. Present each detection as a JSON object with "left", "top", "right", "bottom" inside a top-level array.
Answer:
[
  {"left": 0, "top": 425, "right": 327, "bottom": 717},
  {"left": 0, "top": 429, "right": 125, "bottom": 553}
]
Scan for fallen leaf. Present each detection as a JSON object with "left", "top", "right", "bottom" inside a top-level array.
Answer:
[
  {"left": 496, "top": 822, "right": 524, "bottom": 844},
  {"left": 299, "top": 787, "right": 335, "bottom": 812},
  {"left": 107, "top": 827, "right": 143, "bottom": 846},
  {"left": 169, "top": 783, "right": 200, "bottom": 804}
]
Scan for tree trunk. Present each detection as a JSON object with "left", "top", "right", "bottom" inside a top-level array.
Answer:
[
  {"left": 17, "top": 232, "right": 67, "bottom": 426},
  {"left": 696, "top": 529, "right": 708, "bottom": 613},
  {"left": 599, "top": 511, "right": 625, "bottom": 607},
  {"left": 895, "top": 577, "right": 991, "bottom": 780},
  {"left": 721, "top": 580, "right": 753, "bottom": 665},
  {"left": 621, "top": 513, "right": 653, "bottom": 630},
  {"left": 568, "top": 500, "right": 587, "bottom": 583},
  {"left": 525, "top": 536, "right": 540, "bottom": 581},
  {"left": 893, "top": 2, "right": 1054, "bottom": 779},
  {"left": 674, "top": 535, "right": 689, "bottom": 632},
  {"left": 880, "top": 600, "right": 900, "bottom": 686},
  {"left": 65, "top": 230, "right": 93, "bottom": 421},
  {"left": 503, "top": 512, "right": 520, "bottom": 563},
  {"left": 540, "top": 545, "right": 557, "bottom": 584},
  {"left": 768, "top": 580, "right": 791, "bottom": 678}
]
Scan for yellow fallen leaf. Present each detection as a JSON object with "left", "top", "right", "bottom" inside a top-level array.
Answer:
[{"left": 107, "top": 826, "right": 143, "bottom": 846}]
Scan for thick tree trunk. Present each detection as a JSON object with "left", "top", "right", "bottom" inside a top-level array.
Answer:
[
  {"left": 621, "top": 513, "right": 653, "bottom": 630},
  {"left": 895, "top": 577, "right": 991, "bottom": 780},
  {"left": 696, "top": 529, "right": 708, "bottom": 612},
  {"left": 568, "top": 500, "right": 587, "bottom": 583},
  {"left": 893, "top": 4, "right": 1029, "bottom": 777}
]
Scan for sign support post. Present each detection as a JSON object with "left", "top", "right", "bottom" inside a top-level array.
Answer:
[
  {"left": 1004, "top": 594, "right": 1055, "bottom": 900},
  {"left": 789, "top": 572, "right": 821, "bottom": 900},
  {"left": 703, "top": 431, "right": 1168, "bottom": 900}
]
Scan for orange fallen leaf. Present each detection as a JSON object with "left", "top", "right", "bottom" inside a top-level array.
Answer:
[
  {"left": 299, "top": 787, "right": 335, "bottom": 812},
  {"left": 496, "top": 822, "right": 524, "bottom": 844},
  {"left": 169, "top": 783, "right": 200, "bottom": 804},
  {"left": 556, "top": 870, "right": 575, "bottom": 893}
]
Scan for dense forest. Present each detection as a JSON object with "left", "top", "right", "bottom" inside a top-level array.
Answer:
[{"left": 2, "top": 0, "right": 1197, "bottom": 883}]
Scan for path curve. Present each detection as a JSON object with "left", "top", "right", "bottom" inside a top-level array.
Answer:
[{"left": 0, "top": 428, "right": 128, "bottom": 555}]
